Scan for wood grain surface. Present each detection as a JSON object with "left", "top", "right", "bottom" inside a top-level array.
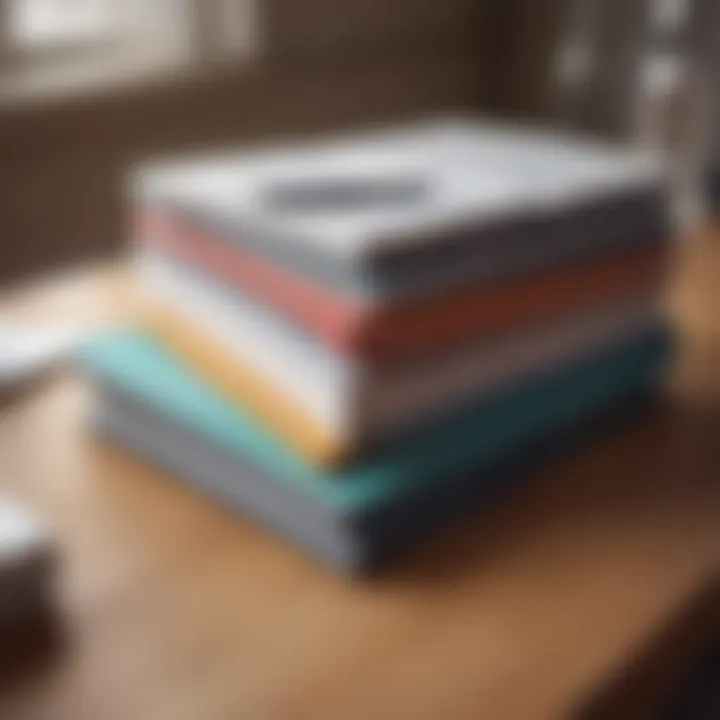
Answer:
[{"left": 0, "top": 232, "right": 717, "bottom": 720}]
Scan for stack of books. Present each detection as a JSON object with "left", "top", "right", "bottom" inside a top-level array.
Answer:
[{"left": 79, "top": 119, "right": 673, "bottom": 572}]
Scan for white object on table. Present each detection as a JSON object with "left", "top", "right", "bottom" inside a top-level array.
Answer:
[
  {"left": 0, "top": 497, "right": 55, "bottom": 626},
  {"left": 0, "top": 319, "right": 77, "bottom": 389}
]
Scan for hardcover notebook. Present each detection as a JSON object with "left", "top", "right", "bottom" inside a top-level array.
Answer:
[
  {"left": 137, "top": 191, "right": 665, "bottom": 304},
  {"left": 140, "top": 253, "right": 665, "bottom": 465},
  {"left": 81, "top": 331, "right": 670, "bottom": 570},
  {"left": 133, "top": 118, "right": 667, "bottom": 296},
  {"left": 140, "top": 235, "right": 666, "bottom": 362}
]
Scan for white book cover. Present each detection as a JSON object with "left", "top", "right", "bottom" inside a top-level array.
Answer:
[
  {"left": 138, "top": 255, "right": 663, "bottom": 443},
  {"left": 132, "top": 117, "right": 666, "bottom": 264}
]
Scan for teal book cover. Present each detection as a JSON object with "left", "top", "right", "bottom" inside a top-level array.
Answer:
[{"left": 78, "top": 329, "right": 670, "bottom": 514}]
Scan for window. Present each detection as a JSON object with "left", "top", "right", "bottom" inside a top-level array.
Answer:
[
  {"left": 651, "top": 0, "right": 691, "bottom": 33},
  {"left": 0, "top": 0, "right": 257, "bottom": 102},
  {"left": 8, "top": 0, "right": 116, "bottom": 49}
]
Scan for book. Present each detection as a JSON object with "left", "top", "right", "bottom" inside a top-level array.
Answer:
[
  {"left": 82, "top": 332, "right": 670, "bottom": 570},
  {"left": 133, "top": 117, "right": 667, "bottom": 303},
  {"left": 137, "top": 192, "right": 665, "bottom": 304},
  {"left": 139, "top": 234, "right": 665, "bottom": 361},
  {"left": 141, "top": 253, "right": 665, "bottom": 463}
]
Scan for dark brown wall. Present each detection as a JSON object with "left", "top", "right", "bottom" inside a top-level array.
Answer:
[
  {"left": 0, "top": 0, "right": 488, "bottom": 283},
  {"left": 481, "top": 0, "right": 570, "bottom": 122}
]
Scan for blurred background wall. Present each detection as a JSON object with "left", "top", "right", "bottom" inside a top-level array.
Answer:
[
  {"left": 0, "top": 0, "right": 717, "bottom": 284},
  {"left": 0, "top": 0, "right": 488, "bottom": 283}
]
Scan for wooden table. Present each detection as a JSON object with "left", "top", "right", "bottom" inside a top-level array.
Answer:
[{"left": 0, "top": 236, "right": 718, "bottom": 720}]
